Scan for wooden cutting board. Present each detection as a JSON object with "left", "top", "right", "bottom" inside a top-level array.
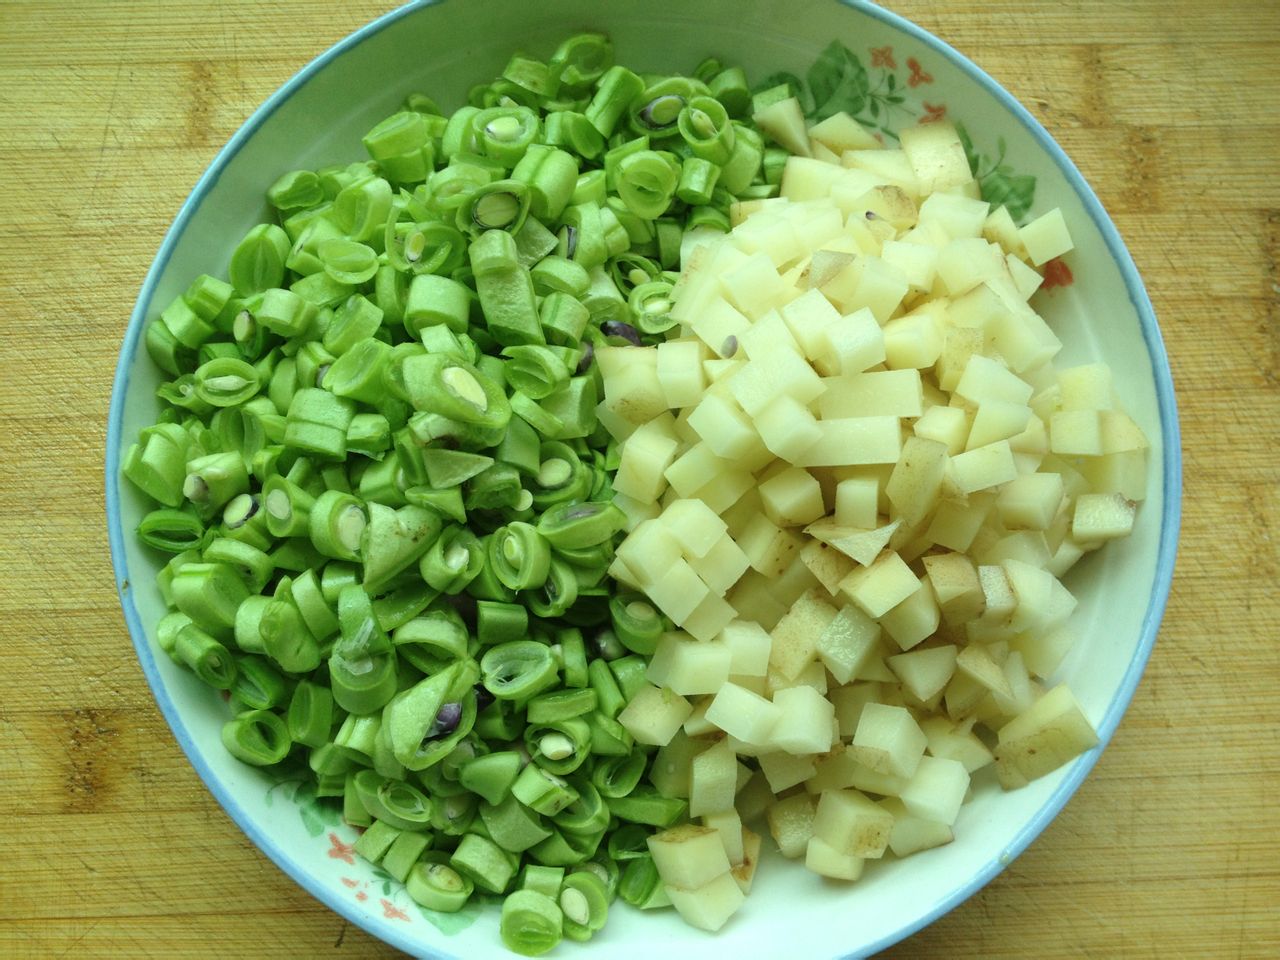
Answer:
[{"left": 1, "top": 1, "right": 1277, "bottom": 956}]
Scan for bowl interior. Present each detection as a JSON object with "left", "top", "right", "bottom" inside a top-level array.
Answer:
[{"left": 107, "top": 1, "right": 1179, "bottom": 957}]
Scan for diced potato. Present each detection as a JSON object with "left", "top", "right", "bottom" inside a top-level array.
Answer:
[
  {"left": 914, "top": 405, "right": 971, "bottom": 456},
  {"left": 728, "top": 348, "right": 826, "bottom": 416},
  {"left": 809, "top": 112, "right": 881, "bottom": 154},
  {"left": 1002, "top": 559, "right": 1077, "bottom": 634},
  {"left": 651, "top": 731, "right": 708, "bottom": 798},
  {"left": 701, "top": 808, "right": 745, "bottom": 866},
  {"left": 618, "top": 683, "right": 694, "bottom": 746},
  {"left": 898, "top": 755, "right": 970, "bottom": 826},
  {"left": 754, "top": 96, "right": 812, "bottom": 157},
  {"left": 1006, "top": 253, "right": 1044, "bottom": 299},
  {"left": 655, "top": 338, "right": 708, "bottom": 411},
  {"left": 997, "top": 472, "right": 1065, "bottom": 530},
  {"left": 917, "top": 191, "right": 989, "bottom": 239},
  {"left": 919, "top": 716, "right": 995, "bottom": 773},
  {"left": 759, "top": 751, "right": 819, "bottom": 793},
  {"left": 839, "top": 551, "right": 920, "bottom": 618},
  {"left": 688, "top": 534, "right": 751, "bottom": 596},
  {"left": 852, "top": 702, "right": 927, "bottom": 778},
  {"left": 805, "top": 836, "right": 865, "bottom": 880},
  {"left": 899, "top": 122, "right": 973, "bottom": 195},
  {"left": 935, "top": 326, "right": 987, "bottom": 393},
  {"left": 1049, "top": 409, "right": 1104, "bottom": 456},
  {"left": 759, "top": 467, "right": 826, "bottom": 527},
  {"left": 1073, "top": 492, "right": 1137, "bottom": 542},
  {"left": 681, "top": 592, "right": 739, "bottom": 642},
  {"left": 800, "top": 539, "right": 857, "bottom": 594},
  {"left": 648, "top": 824, "right": 732, "bottom": 890},
  {"left": 883, "top": 307, "right": 944, "bottom": 368},
  {"left": 780, "top": 156, "right": 846, "bottom": 200},
  {"left": 768, "top": 686, "right": 836, "bottom": 755},
  {"left": 814, "top": 603, "right": 880, "bottom": 684},
  {"left": 616, "top": 519, "right": 684, "bottom": 585},
  {"left": 718, "top": 620, "right": 773, "bottom": 678},
  {"left": 983, "top": 205, "right": 1028, "bottom": 259},
  {"left": 995, "top": 683, "right": 1099, "bottom": 788},
  {"left": 829, "top": 682, "right": 881, "bottom": 739},
  {"left": 947, "top": 440, "right": 1018, "bottom": 495},
  {"left": 926, "top": 493, "right": 993, "bottom": 552},
  {"left": 731, "top": 827, "right": 764, "bottom": 894},
  {"left": 955, "top": 643, "right": 1014, "bottom": 698},
  {"left": 966, "top": 400, "right": 1032, "bottom": 450},
  {"left": 767, "top": 792, "right": 818, "bottom": 858},
  {"left": 665, "top": 870, "right": 745, "bottom": 932},
  {"left": 612, "top": 420, "right": 681, "bottom": 504},
  {"left": 686, "top": 389, "right": 762, "bottom": 462},
  {"left": 820, "top": 255, "right": 909, "bottom": 323},
  {"left": 936, "top": 238, "right": 1007, "bottom": 297},
  {"left": 690, "top": 737, "right": 738, "bottom": 817},
  {"left": 841, "top": 148, "right": 922, "bottom": 199},
  {"left": 659, "top": 498, "right": 728, "bottom": 557},
  {"left": 647, "top": 633, "right": 733, "bottom": 695},
  {"left": 720, "top": 250, "right": 789, "bottom": 321},
  {"left": 881, "top": 797, "right": 955, "bottom": 857},
  {"left": 885, "top": 435, "right": 949, "bottom": 525},
  {"left": 819, "top": 370, "right": 924, "bottom": 420},
  {"left": 768, "top": 588, "right": 838, "bottom": 681},
  {"left": 755, "top": 394, "right": 822, "bottom": 461},
  {"left": 599, "top": 345, "right": 669, "bottom": 425},
  {"left": 888, "top": 644, "right": 957, "bottom": 700},
  {"left": 645, "top": 558, "right": 712, "bottom": 624},
  {"left": 1018, "top": 207, "right": 1074, "bottom": 266},
  {"left": 812, "top": 788, "right": 894, "bottom": 858},
  {"left": 879, "top": 584, "right": 942, "bottom": 652},
  {"left": 794, "top": 417, "right": 903, "bottom": 468},
  {"left": 811, "top": 306, "right": 885, "bottom": 376},
  {"left": 688, "top": 296, "right": 752, "bottom": 354},
  {"left": 923, "top": 552, "right": 985, "bottom": 625},
  {"left": 834, "top": 476, "right": 880, "bottom": 529},
  {"left": 706, "top": 681, "right": 782, "bottom": 745}
]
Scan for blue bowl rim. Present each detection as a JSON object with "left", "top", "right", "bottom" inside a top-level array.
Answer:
[{"left": 103, "top": 1, "right": 1182, "bottom": 957}]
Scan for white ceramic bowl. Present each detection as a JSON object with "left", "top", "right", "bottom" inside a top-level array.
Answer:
[{"left": 106, "top": 1, "right": 1181, "bottom": 957}]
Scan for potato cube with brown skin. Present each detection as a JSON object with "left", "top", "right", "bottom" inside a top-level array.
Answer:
[
  {"left": 886, "top": 435, "right": 949, "bottom": 525},
  {"left": 648, "top": 824, "right": 732, "bottom": 891},
  {"left": 923, "top": 552, "right": 985, "bottom": 626},
  {"left": 1072, "top": 492, "right": 1137, "bottom": 542},
  {"left": 767, "top": 792, "right": 818, "bottom": 859},
  {"left": 665, "top": 871, "right": 746, "bottom": 933},
  {"left": 770, "top": 588, "right": 838, "bottom": 680},
  {"left": 702, "top": 808, "right": 745, "bottom": 866},
  {"left": 800, "top": 539, "right": 858, "bottom": 595},
  {"left": 995, "top": 683, "right": 1099, "bottom": 788},
  {"left": 812, "top": 788, "right": 895, "bottom": 858},
  {"left": 852, "top": 702, "right": 927, "bottom": 778},
  {"left": 731, "top": 827, "right": 764, "bottom": 894}
]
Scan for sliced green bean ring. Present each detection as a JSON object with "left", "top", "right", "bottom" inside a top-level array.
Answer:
[
  {"left": 559, "top": 870, "right": 609, "bottom": 942},
  {"left": 352, "top": 768, "right": 434, "bottom": 831},
  {"left": 192, "top": 357, "right": 260, "bottom": 407},
  {"left": 489, "top": 522, "right": 552, "bottom": 591},
  {"left": 609, "top": 593, "right": 664, "bottom": 656},
  {"left": 318, "top": 238, "right": 379, "bottom": 285},
  {"left": 287, "top": 679, "right": 333, "bottom": 749},
  {"left": 592, "top": 751, "right": 647, "bottom": 799},
  {"left": 524, "top": 716, "right": 590, "bottom": 776},
  {"left": 554, "top": 779, "right": 609, "bottom": 837},
  {"left": 535, "top": 500, "right": 626, "bottom": 550},
  {"left": 500, "top": 889, "right": 562, "bottom": 957},
  {"left": 137, "top": 508, "right": 205, "bottom": 553},
  {"left": 391, "top": 605, "right": 468, "bottom": 673},
  {"left": 480, "top": 641, "right": 558, "bottom": 700},
  {"left": 430, "top": 790, "right": 478, "bottom": 837},
  {"left": 221, "top": 709, "right": 291, "bottom": 766},
  {"left": 407, "top": 859, "right": 475, "bottom": 913},
  {"left": 529, "top": 443, "right": 592, "bottom": 509},
  {"left": 617, "top": 854, "right": 662, "bottom": 908},
  {"left": 420, "top": 525, "right": 485, "bottom": 594},
  {"left": 628, "top": 279, "right": 678, "bottom": 334},
  {"left": 571, "top": 857, "right": 620, "bottom": 902},
  {"left": 526, "top": 687, "right": 596, "bottom": 724},
  {"left": 173, "top": 621, "right": 237, "bottom": 689},
  {"left": 457, "top": 179, "right": 531, "bottom": 237}
]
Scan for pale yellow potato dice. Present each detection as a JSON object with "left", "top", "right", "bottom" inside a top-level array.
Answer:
[
  {"left": 917, "top": 191, "right": 989, "bottom": 239},
  {"left": 805, "top": 517, "right": 902, "bottom": 568},
  {"left": 686, "top": 389, "right": 762, "bottom": 461},
  {"left": 880, "top": 583, "right": 942, "bottom": 651},
  {"left": 766, "top": 658, "right": 829, "bottom": 699},
  {"left": 805, "top": 836, "right": 866, "bottom": 881},
  {"left": 839, "top": 550, "right": 920, "bottom": 618},
  {"left": 739, "top": 308, "right": 802, "bottom": 360},
  {"left": 988, "top": 299, "right": 1062, "bottom": 374},
  {"left": 612, "top": 419, "right": 681, "bottom": 503},
  {"left": 780, "top": 155, "right": 846, "bottom": 200},
  {"left": 787, "top": 203, "right": 845, "bottom": 253},
  {"left": 705, "top": 681, "right": 782, "bottom": 745},
  {"left": 997, "top": 471, "right": 1065, "bottom": 530},
  {"left": 812, "top": 603, "right": 879, "bottom": 685},
  {"left": 648, "top": 824, "right": 731, "bottom": 890},
  {"left": 808, "top": 111, "right": 881, "bottom": 155},
  {"left": 936, "top": 238, "right": 1008, "bottom": 296},
  {"left": 811, "top": 306, "right": 885, "bottom": 376},
  {"left": 688, "top": 296, "right": 752, "bottom": 355},
  {"left": 656, "top": 338, "right": 708, "bottom": 409},
  {"left": 818, "top": 369, "right": 924, "bottom": 419},
  {"left": 1076, "top": 449, "right": 1147, "bottom": 502},
  {"left": 966, "top": 400, "right": 1033, "bottom": 450},
  {"left": 841, "top": 148, "right": 922, "bottom": 199},
  {"left": 731, "top": 827, "right": 764, "bottom": 894},
  {"left": 781, "top": 287, "right": 842, "bottom": 359},
  {"left": 737, "top": 515, "right": 805, "bottom": 578},
  {"left": 601, "top": 348, "right": 669, "bottom": 426},
  {"left": 618, "top": 683, "right": 693, "bottom": 746},
  {"left": 923, "top": 552, "right": 985, "bottom": 627},
  {"left": 919, "top": 716, "right": 995, "bottom": 773},
  {"left": 947, "top": 440, "right": 1018, "bottom": 495},
  {"left": 760, "top": 467, "right": 826, "bottom": 527},
  {"left": 882, "top": 796, "right": 955, "bottom": 857},
  {"left": 835, "top": 476, "right": 880, "bottom": 529},
  {"left": 800, "top": 538, "right": 857, "bottom": 595},
  {"left": 1049, "top": 409, "right": 1104, "bottom": 456},
  {"left": 767, "top": 685, "right": 837, "bottom": 756},
  {"left": 659, "top": 498, "right": 728, "bottom": 557},
  {"left": 995, "top": 683, "right": 1099, "bottom": 788},
  {"left": 663, "top": 441, "right": 729, "bottom": 498},
  {"left": 912, "top": 407, "right": 969, "bottom": 456},
  {"left": 883, "top": 308, "right": 944, "bottom": 368},
  {"left": 754, "top": 95, "right": 811, "bottom": 157},
  {"left": 988, "top": 650, "right": 1040, "bottom": 720},
  {"left": 794, "top": 417, "right": 903, "bottom": 468},
  {"left": 982, "top": 205, "right": 1029, "bottom": 259},
  {"left": 898, "top": 121, "right": 973, "bottom": 195},
  {"left": 844, "top": 184, "right": 919, "bottom": 231},
  {"left": 881, "top": 238, "right": 940, "bottom": 296},
  {"left": 926, "top": 492, "right": 995, "bottom": 552},
  {"left": 888, "top": 644, "right": 957, "bottom": 700},
  {"left": 721, "top": 250, "right": 789, "bottom": 321},
  {"left": 690, "top": 737, "right": 738, "bottom": 817},
  {"left": 1072, "top": 492, "right": 1137, "bottom": 542},
  {"left": 1006, "top": 252, "right": 1045, "bottom": 300},
  {"left": 645, "top": 557, "right": 711, "bottom": 624},
  {"left": 665, "top": 871, "right": 745, "bottom": 933},
  {"left": 1018, "top": 207, "right": 1074, "bottom": 266},
  {"left": 1011, "top": 623, "right": 1076, "bottom": 679},
  {"left": 755, "top": 395, "right": 823, "bottom": 461},
  {"left": 759, "top": 751, "right": 819, "bottom": 793},
  {"left": 852, "top": 702, "right": 927, "bottom": 778},
  {"left": 702, "top": 808, "right": 746, "bottom": 867},
  {"left": 681, "top": 592, "right": 739, "bottom": 642},
  {"left": 671, "top": 242, "right": 743, "bottom": 325},
  {"left": 650, "top": 730, "right": 705, "bottom": 798},
  {"left": 885, "top": 435, "right": 949, "bottom": 525},
  {"left": 611, "top": 491, "right": 662, "bottom": 532},
  {"left": 812, "top": 788, "right": 894, "bottom": 858},
  {"left": 955, "top": 643, "right": 1014, "bottom": 698},
  {"left": 727, "top": 348, "right": 826, "bottom": 416},
  {"left": 767, "top": 792, "right": 817, "bottom": 859},
  {"left": 768, "top": 588, "right": 836, "bottom": 679},
  {"left": 718, "top": 620, "right": 772, "bottom": 677},
  {"left": 647, "top": 632, "right": 732, "bottom": 695},
  {"left": 1099, "top": 410, "right": 1149, "bottom": 453},
  {"left": 828, "top": 682, "right": 881, "bottom": 738},
  {"left": 688, "top": 533, "right": 751, "bottom": 596},
  {"left": 935, "top": 326, "right": 987, "bottom": 392},
  {"left": 681, "top": 697, "right": 717, "bottom": 738},
  {"left": 616, "top": 518, "right": 683, "bottom": 584},
  {"left": 954, "top": 353, "right": 1035, "bottom": 407},
  {"left": 977, "top": 563, "right": 1018, "bottom": 626},
  {"left": 820, "top": 255, "right": 909, "bottom": 323},
  {"left": 899, "top": 755, "right": 970, "bottom": 826},
  {"left": 943, "top": 671, "right": 989, "bottom": 721},
  {"left": 732, "top": 211, "right": 805, "bottom": 268}
]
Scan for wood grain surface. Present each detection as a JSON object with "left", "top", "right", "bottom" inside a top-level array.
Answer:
[{"left": 1, "top": 1, "right": 1277, "bottom": 956}]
